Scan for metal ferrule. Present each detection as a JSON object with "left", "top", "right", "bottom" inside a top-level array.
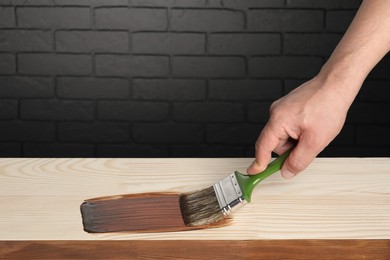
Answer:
[{"left": 213, "top": 173, "right": 247, "bottom": 216}]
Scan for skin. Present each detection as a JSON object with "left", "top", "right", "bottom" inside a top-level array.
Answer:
[{"left": 247, "top": 0, "right": 390, "bottom": 179}]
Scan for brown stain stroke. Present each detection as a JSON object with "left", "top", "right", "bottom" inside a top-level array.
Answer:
[{"left": 81, "top": 192, "right": 231, "bottom": 233}]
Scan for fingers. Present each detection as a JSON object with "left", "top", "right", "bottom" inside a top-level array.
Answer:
[
  {"left": 247, "top": 125, "right": 280, "bottom": 175},
  {"left": 273, "top": 139, "right": 296, "bottom": 156},
  {"left": 281, "top": 133, "right": 321, "bottom": 179}
]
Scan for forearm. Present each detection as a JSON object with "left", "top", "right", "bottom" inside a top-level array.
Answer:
[{"left": 319, "top": 0, "right": 390, "bottom": 106}]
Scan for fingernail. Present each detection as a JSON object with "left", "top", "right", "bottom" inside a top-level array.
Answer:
[
  {"left": 282, "top": 170, "right": 295, "bottom": 179},
  {"left": 246, "top": 162, "right": 254, "bottom": 173},
  {"left": 247, "top": 161, "right": 257, "bottom": 174}
]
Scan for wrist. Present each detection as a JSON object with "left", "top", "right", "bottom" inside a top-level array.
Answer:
[
  {"left": 315, "top": 61, "right": 364, "bottom": 107},
  {"left": 319, "top": 57, "right": 366, "bottom": 87}
]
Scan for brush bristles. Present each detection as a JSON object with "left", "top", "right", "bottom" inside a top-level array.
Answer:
[{"left": 179, "top": 186, "right": 225, "bottom": 227}]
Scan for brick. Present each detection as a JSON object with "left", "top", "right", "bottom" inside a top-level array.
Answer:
[
  {"left": 331, "top": 125, "right": 355, "bottom": 145},
  {"left": 209, "top": 79, "right": 282, "bottom": 100},
  {"left": 17, "top": 7, "right": 90, "bottom": 29},
  {"left": 95, "top": 55, "right": 169, "bottom": 77},
  {"left": 249, "top": 57, "right": 323, "bottom": 78},
  {"left": 359, "top": 81, "right": 390, "bottom": 102},
  {"left": 0, "top": 0, "right": 51, "bottom": 4},
  {"left": 321, "top": 146, "right": 390, "bottom": 157},
  {"left": 173, "top": 56, "right": 245, "bottom": 78},
  {"left": 95, "top": 8, "right": 167, "bottom": 31},
  {"left": 59, "top": 122, "right": 129, "bottom": 142},
  {"left": 98, "top": 101, "right": 169, "bottom": 121},
  {"left": 56, "top": 31, "right": 128, "bottom": 53},
  {"left": 0, "top": 143, "right": 21, "bottom": 157},
  {"left": 244, "top": 145, "right": 255, "bottom": 157},
  {"left": 173, "top": 102, "right": 245, "bottom": 122},
  {"left": 0, "top": 7, "right": 15, "bottom": 28},
  {"left": 0, "top": 100, "right": 18, "bottom": 119},
  {"left": 220, "top": 0, "right": 284, "bottom": 8},
  {"left": 326, "top": 11, "right": 356, "bottom": 32},
  {"left": 284, "top": 33, "right": 342, "bottom": 56},
  {"left": 21, "top": 99, "right": 94, "bottom": 120},
  {"left": 368, "top": 56, "right": 390, "bottom": 80},
  {"left": 207, "top": 123, "right": 261, "bottom": 144},
  {"left": 247, "top": 102, "right": 272, "bottom": 123},
  {"left": 54, "top": 0, "right": 128, "bottom": 5},
  {"left": 0, "top": 54, "right": 15, "bottom": 74},
  {"left": 97, "top": 144, "right": 169, "bottom": 157},
  {"left": 172, "top": 145, "right": 244, "bottom": 157},
  {"left": 284, "top": 79, "right": 306, "bottom": 94},
  {"left": 209, "top": 33, "right": 280, "bottom": 55},
  {"left": 130, "top": 0, "right": 206, "bottom": 7},
  {"left": 133, "top": 123, "right": 203, "bottom": 143},
  {"left": 24, "top": 143, "right": 95, "bottom": 157},
  {"left": 357, "top": 125, "right": 390, "bottom": 146},
  {"left": 0, "top": 30, "right": 52, "bottom": 52},
  {"left": 171, "top": 9, "right": 244, "bottom": 32},
  {"left": 133, "top": 79, "right": 206, "bottom": 101},
  {"left": 93, "top": 0, "right": 129, "bottom": 5},
  {"left": 0, "top": 76, "right": 53, "bottom": 98},
  {"left": 248, "top": 10, "right": 323, "bottom": 32},
  {"left": 347, "top": 102, "right": 390, "bottom": 124},
  {"left": 18, "top": 54, "right": 92, "bottom": 75},
  {"left": 1, "top": 0, "right": 127, "bottom": 5},
  {"left": 0, "top": 121, "right": 55, "bottom": 141},
  {"left": 286, "top": 0, "right": 361, "bottom": 9},
  {"left": 207, "top": 0, "right": 223, "bottom": 7},
  {"left": 57, "top": 77, "right": 129, "bottom": 99},
  {"left": 133, "top": 33, "right": 205, "bottom": 54}
]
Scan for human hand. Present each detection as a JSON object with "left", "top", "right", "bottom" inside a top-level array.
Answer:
[
  {"left": 246, "top": 0, "right": 390, "bottom": 179},
  {"left": 247, "top": 75, "right": 352, "bottom": 179}
]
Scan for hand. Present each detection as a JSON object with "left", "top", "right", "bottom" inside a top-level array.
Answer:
[
  {"left": 247, "top": 75, "right": 351, "bottom": 179},
  {"left": 246, "top": 0, "right": 390, "bottom": 179}
]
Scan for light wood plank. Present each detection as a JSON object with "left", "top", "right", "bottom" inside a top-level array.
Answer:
[{"left": 0, "top": 158, "right": 390, "bottom": 240}]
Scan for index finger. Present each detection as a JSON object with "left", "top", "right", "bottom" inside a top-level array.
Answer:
[{"left": 247, "top": 124, "right": 279, "bottom": 174}]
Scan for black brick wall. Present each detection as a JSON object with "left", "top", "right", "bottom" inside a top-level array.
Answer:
[{"left": 0, "top": 0, "right": 389, "bottom": 158}]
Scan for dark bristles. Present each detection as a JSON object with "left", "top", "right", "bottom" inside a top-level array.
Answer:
[{"left": 179, "top": 186, "right": 225, "bottom": 227}]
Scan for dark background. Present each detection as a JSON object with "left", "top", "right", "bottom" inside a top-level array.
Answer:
[{"left": 0, "top": 0, "right": 389, "bottom": 158}]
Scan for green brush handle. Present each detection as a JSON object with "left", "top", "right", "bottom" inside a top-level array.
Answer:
[{"left": 235, "top": 149, "right": 291, "bottom": 202}]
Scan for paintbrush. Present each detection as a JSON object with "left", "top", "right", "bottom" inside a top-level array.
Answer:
[
  {"left": 81, "top": 150, "right": 290, "bottom": 233},
  {"left": 180, "top": 149, "right": 290, "bottom": 226}
]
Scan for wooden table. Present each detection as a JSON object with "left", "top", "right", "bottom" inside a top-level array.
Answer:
[{"left": 1, "top": 158, "right": 390, "bottom": 259}]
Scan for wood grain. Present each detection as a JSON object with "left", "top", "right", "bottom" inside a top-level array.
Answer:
[
  {"left": 0, "top": 158, "right": 390, "bottom": 240},
  {"left": 1, "top": 240, "right": 389, "bottom": 260}
]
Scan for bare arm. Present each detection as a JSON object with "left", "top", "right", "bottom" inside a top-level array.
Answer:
[{"left": 247, "top": 0, "right": 390, "bottom": 178}]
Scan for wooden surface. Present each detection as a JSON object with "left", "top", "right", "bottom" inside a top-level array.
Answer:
[
  {"left": 1, "top": 157, "right": 390, "bottom": 258},
  {"left": 1, "top": 240, "right": 390, "bottom": 260}
]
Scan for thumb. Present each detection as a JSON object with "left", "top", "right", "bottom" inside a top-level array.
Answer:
[{"left": 281, "top": 134, "right": 320, "bottom": 179}]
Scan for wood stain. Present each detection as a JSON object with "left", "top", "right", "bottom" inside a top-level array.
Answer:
[{"left": 81, "top": 192, "right": 231, "bottom": 233}]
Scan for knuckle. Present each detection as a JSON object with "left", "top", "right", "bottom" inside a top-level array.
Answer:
[
  {"left": 269, "top": 100, "right": 280, "bottom": 113},
  {"left": 287, "top": 156, "right": 307, "bottom": 173},
  {"left": 306, "top": 135, "right": 326, "bottom": 153},
  {"left": 255, "top": 140, "right": 261, "bottom": 151}
]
